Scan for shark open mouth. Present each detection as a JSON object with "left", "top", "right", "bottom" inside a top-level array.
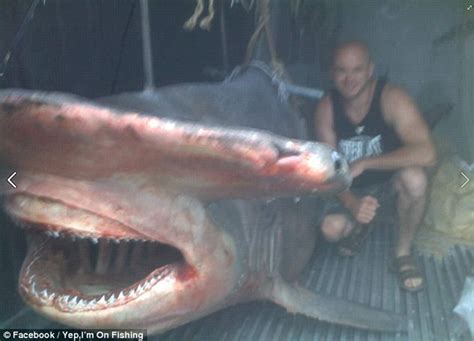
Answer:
[
  {"left": 0, "top": 90, "right": 360, "bottom": 332},
  {"left": 16, "top": 220, "right": 188, "bottom": 312}
]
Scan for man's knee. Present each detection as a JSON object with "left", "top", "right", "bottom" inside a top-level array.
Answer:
[
  {"left": 321, "top": 214, "right": 350, "bottom": 242},
  {"left": 395, "top": 167, "right": 428, "bottom": 199}
]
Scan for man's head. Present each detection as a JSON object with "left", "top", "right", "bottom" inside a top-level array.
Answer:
[{"left": 332, "top": 41, "right": 374, "bottom": 100}]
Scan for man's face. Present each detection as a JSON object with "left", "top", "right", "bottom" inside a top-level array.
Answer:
[{"left": 332, "top": 47, "right": 374, "bottom": 100}]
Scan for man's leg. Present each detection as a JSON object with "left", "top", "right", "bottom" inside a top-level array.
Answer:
[{"left": 393, "top": 166, "right": 428, "bottom": 289}]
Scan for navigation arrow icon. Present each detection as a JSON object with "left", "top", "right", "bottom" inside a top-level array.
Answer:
[
  {"left": 7, "top": 171, "right": 16, "bottom": 188},
  {"left": 461, "top": 171, "right": 470, "bottom": 188}
]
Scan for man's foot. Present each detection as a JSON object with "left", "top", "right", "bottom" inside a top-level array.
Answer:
[
  {"left": 391, "top": 254, "right": 425, "bottom": 292},
  {"left": 336, "top": 223, "right": 372, "bottom": 256}
]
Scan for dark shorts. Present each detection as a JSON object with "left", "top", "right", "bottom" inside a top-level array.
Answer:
[{"left": 322, "top": 177, "right": 396, "bottom": 226}]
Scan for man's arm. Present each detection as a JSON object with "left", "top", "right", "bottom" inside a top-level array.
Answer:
[
  {"left": 315, "top": 96, "right": 381, "bottom": 224},
  {"left": 314, "top": 95, "right": 337, "bottom": 148},
  {"left": 356, "top": 85, "right": 437, "bottom": 173}
]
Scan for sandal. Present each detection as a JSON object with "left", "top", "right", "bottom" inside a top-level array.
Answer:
[
  {"left": 390, "top": 254, "right": 425, "bottom": 292},
  {"left": 337, "top": 223, "right": 373, "bottom": 257}
]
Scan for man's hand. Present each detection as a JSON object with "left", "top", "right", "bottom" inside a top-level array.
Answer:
[
  {"left": 346, "top": 195, "right": 380, "bottom": 224},
  {"left": 349, "top": 159, "right": 367, "bottom": 178}
]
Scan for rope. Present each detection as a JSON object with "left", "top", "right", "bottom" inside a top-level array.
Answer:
[
  {"left": 225, "top": 60, "right": 290, "bottom": 101},
  {"left": 0, "top": 0, "right": 43, "bottom": 78},
  {"left": 183, "top": 0, "right": 205, "bottom": 30},
  {"left": 244, "top": 17, "right": 267, "bottom": 63},
  {"left": 183, "top": 0, "right": 216, "bottom": 31},
  {"left": 230, "top": 1, "right": 327, "bottom": 103},
  {"left": 225, "top": 60, "right": 324, "bottom": 100},
  {"left": 243, "top": 0, "right": 287, "bottom": 82},
  {"left": 199, "top": 0, "right": 215, "bottom": 30}
]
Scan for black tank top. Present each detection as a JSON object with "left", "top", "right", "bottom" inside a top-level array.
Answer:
[{"left": 331, "top": 79, "right": 402, "bottom": 188}]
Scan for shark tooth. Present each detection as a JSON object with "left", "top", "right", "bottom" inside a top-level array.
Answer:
[
  {"left": 31, "top": 283, "right": 38, "bottom": 296},
  {"left": 87, "top": 298, "right": 98, "bottom": 308},
  {"left": 143, "top": 280, "right": 153, "bottom": 290},
  {"left": 107, "top": 294, "right": 116, "bottom": 304},
  {"left": 76, "top": 299, "right": 87, "bottom": 309},
  {"left": 69, "top": 296, "right": 79, "bottom": 306},
  {"left": 28, "top": 274, "right": 36, "bottom": 284},
  {"left": 39, "top": 289, "right": 49, "bottom": 299},
  {"left": 97, "top": 295, "right": 107, "bottom": 305},
  {"left": 136, "top": 284, "right": 145, "bottom": 295}
]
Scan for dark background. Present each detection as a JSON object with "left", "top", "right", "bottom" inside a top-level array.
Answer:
[
  {"left": 0, "top": 0, "right": 470, "bottom": 163},
  {"left": 0, "top": 0, "right": 254, "bottom": 97}
]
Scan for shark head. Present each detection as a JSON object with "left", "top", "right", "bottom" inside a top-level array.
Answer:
[{"left": 0, "top": 90, "right": 350, "bottom": 333}]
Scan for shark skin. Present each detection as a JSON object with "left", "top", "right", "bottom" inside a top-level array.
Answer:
[{"left": 0, "top": 76, "right": 407, "bottom": 334}]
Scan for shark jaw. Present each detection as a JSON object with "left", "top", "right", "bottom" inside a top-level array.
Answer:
[
  {"left": 4, "top": 190, "right": 239, "bottom": 332},
  {"left": 19, "top": 225, "right": 187, "bottom": 313}
]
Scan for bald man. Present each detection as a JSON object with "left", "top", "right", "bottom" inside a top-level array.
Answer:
[{"left": 314, "top": 41, "right": 436, "bottom": 291}]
